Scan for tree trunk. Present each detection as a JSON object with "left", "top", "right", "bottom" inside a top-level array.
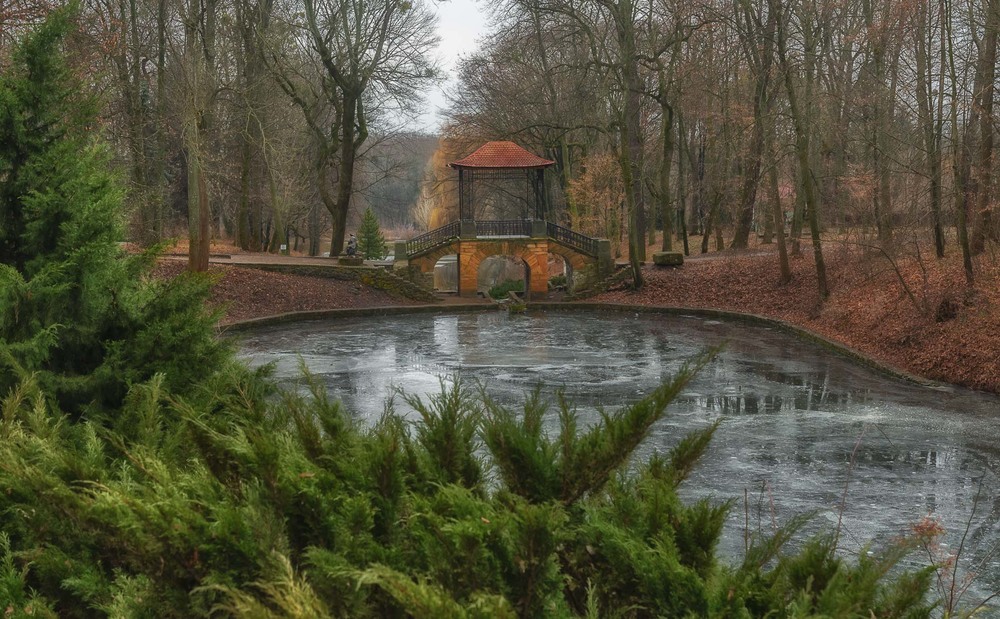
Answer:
[
  {"left": 308, "top": 202, "right": 321, "bottom": 256},
  {"left": 267, "top": 165, "right": 286, "bottom": 254},
  {"left": 945, "top": 0, "right": 974, "bottom": 284},
  {"left": 152, "top": 0, "right": 167, "bottom": 242},
  {"left": 614, "top": 0, "right": 645, "bottom": 286},
  {"left": 124, "top": 0, "right": 154, "bottom": 245},
  {"left": 625, "top": 79, "right": 646, "bottom": 270},
  {"left": 677, "top": 114, "right": 690, "bottom": 256},
  {"left": 330, "top": 94, "right": 361, "bottom": 256},
  {"left": 184, "top": 0, "right": 210, "bottom": 272},
  {"left": 862, "top": 0, "right": 894, "bottom": 247},
  {"left": 529, "top": 1, "right": 577, "bottom": 224},
  {"left": 714, "top": 200, "right": 724, "bottom": 250},
  {"left": 701, "top": 191, "right": 721, "bottom": 254},
  {"left": 238, "top": 0, "right": 275, "bottom": 252},
  {"left": 971, "top": 0, "right": 999, "bottom": 254},
  {"left": 768, "top": 119, "right": 791, "bottom": 284},
  {"left": 915, "top": 0, "right": 945, "bottom": 257},
  {"left": 731, "top": 3, "right": 775, "bottom": 249},
  {"left": 620, "top": 125, "right": 644, "bottom": 285},
  {"left": 659, "top": 97, "right": 675, "bottom": 252},
  {"left": 237, "top": 135, "right": 253, "bottom": 248},
  {"left": 186, "top": 126, "right": 210, "bottom": 272},
  {"left": 559, "top": 140, "right": 577, "bottom": 224},
  {"left": 790, "top": 177, "right": 804, "bottom": 256},
  {"left": 730, "top": 112, "right": 765, "bottom": 249}
]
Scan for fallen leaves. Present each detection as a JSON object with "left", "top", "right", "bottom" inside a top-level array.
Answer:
[
  {"left": 596, "top": 243, "right": 1000, "bottom": 394},
  {"left": 154, "top": 261, "right": 409, "bottom": 324}
]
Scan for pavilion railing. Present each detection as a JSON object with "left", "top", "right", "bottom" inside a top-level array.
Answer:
[
  {"left": 405, "top": 220, "right": 600, "bottom": 258},
  {"left": 475, "top": 220, "right": 532, "bottom": 237},
  {"left": 406, "top": 221, "right": 460, "bottom": 256},
  {"left": 547, "top": 222, "right": 599, "bottom": 256}
]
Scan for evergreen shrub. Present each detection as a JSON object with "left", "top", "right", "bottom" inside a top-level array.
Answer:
[
  {"left": 0, "top": 356, "right": 939, "bottom": 617},
  {"left": 0, "top": 5, "right": 228, "bottom": 419}
]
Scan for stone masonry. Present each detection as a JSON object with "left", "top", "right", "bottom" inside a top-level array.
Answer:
[{"left": 400, "top": 236, "right": 612, "bottom": 300}]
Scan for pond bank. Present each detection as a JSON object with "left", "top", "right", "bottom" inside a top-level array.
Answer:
[
  {"left": 594, "top": 248, "right": 1000, "bottom": 395},
  {"left": 196, "top": 244, "right": 1000, "bottom": 396}
]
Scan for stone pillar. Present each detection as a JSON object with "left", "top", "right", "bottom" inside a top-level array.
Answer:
[
  {"left": 530, "top": 219, "right": 547, "bottom": 238},
  {"left": 596, "top": 239, "right": 614, "bottom": 276},
  {"left": 458, "top": 241, "right": 478, "bottom": 297},
  {"left": 525, "top": 240, "right": 549, "bottom": 300},
  {"left": 393, "top": 240, "right": 408, "bottom": 264}
]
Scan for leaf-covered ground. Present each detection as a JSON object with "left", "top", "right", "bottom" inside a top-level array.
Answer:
[
  {"left": 596, "top": 242, "right": 1000, "bottom": 394},
  {"left": 155, "top": 260, "right": 411, "bottom": 323}
]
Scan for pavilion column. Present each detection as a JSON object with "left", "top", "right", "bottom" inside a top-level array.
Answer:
[
  {"left": 533, "top": 169, "right": 548, "bottom": 220},
  {"left": 459, "top": 168, "right": 475, "bottom": 221}
]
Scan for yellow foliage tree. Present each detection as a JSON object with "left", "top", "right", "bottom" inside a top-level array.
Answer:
[{"left": 566, "top": 153, "right": 626, "bottom": 257}]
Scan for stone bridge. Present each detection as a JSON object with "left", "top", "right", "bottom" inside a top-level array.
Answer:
[{"left": 393, "top": 220, "right": 613, "bottom": 299}]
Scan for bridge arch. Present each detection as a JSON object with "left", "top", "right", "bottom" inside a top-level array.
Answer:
[
  {"left": 395, "top": 223, "right": 612, "bottom": 300},
  {"left": 478, "top": 255, "right": 529, "bottom": 297},
  {"left": 432, "top": 254, "right": 459, "bottom": 292},
  {"left": 405, "top": 239, "right": 460, "bottom": 291},
  {"left": 546, "top": 240, "right": 595, "bottom": 291},
  {"left": 460, "top": 239, "right": 549, "bottom": 299}
]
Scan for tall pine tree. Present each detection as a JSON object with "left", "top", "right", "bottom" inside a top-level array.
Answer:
[
  {"left": 0, "top": 5, "right": 228, "bottom": 417},
  {"left": 357, "top": 207, "right": 388, "bottom": 260}
]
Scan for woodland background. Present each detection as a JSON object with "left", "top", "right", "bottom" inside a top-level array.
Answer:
[
  {"left": 0, "top": 5, "right": 996, "bottom": 614},
  {"left": 5, "top": 0, "right": 1000, "bottom": 291}
]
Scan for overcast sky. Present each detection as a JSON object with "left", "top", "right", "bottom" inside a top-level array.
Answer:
[{"left": 416, "top": 0, "right": 487, "bottom": 133}]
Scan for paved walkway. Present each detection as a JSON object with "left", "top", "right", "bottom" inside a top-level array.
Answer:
[
  {"left": 219, "top": 253, "right": 393, "bottom": 267},
  {"left": 163, "top": 252, "right": 396, "bottom": 269}
]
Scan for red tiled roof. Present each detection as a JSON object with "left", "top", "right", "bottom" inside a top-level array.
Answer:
[{"left": 449, "top": 141, "right": 555, "bottom": 169}]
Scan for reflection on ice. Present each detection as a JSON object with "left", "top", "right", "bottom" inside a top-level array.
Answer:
[{"left": 238, "top": 309, "right": 1000, "bottom": 610}]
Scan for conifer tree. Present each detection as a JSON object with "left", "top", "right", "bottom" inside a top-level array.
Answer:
[
  {"left": 357, "top": 207, "right": 388, "bottom": 260},
  {"left": 0, "top": 5, "right": 227, "bottom": 416}
]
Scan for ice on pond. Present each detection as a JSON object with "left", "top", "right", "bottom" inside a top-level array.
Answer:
[{"left": 238, "top": 309, "right": 1000, "bottom": 610}]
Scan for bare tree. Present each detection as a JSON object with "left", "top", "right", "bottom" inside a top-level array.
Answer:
[
  {"left": 730, "top": 0, "right": 775, "bottom": 250},
  {"left": 179, "top": 0, "right": 218, "bottom": 271},
  {"left": 771, "top": 0, "right": 829, "bottom": 300},
  {"left": 969, "top": 0, "right": 999, "bottom": 255},
  {"left": 946, "top": 0, "right": 976, "bottom": 284},
  {"left": 298, "top": 0, "right": 438, "bottom": 256},
  {"left": 913, "top": 0, "right": 947, "bottom": 258}
]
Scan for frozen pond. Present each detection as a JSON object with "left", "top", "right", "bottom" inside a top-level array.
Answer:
[{"left": 238, "top": 309, "right": 1000, "bottom": 610}]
